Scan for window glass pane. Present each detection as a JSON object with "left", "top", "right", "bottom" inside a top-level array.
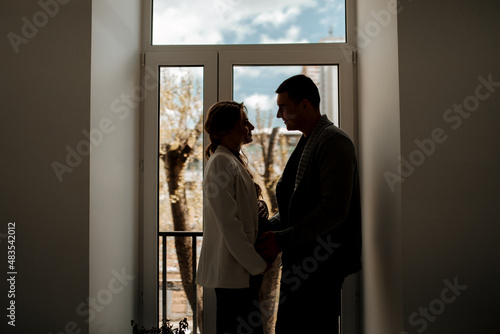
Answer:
[
  {"left": 153, "top": 0, "right": 346, "bottom": 45},
  {"left": 233, "top": 65, "right": 339, "bottom": 128},
  {"left": 159, "top": 66, "right": 204, "bottom": 233},
  {"left": 233, "top": 65, "right": 339, "bottom": 213},
  {"left": 158, "top": 66, "right": 204, "bottom": 332}
]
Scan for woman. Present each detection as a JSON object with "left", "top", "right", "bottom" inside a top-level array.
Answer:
[{"left": 196, "top": 101, "right": 269, "bottom": 334}]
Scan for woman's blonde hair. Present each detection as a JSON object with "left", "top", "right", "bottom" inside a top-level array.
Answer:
[
  {"left": 204, "top": 101, "right": 262, "bottom": 199},
  {"left": 204, "top": 101, "right": 245, "bottom": 159}
]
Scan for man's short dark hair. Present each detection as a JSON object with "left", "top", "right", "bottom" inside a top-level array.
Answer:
[{"left": 275, "top": 74, "right": 320, "bottom": 108}]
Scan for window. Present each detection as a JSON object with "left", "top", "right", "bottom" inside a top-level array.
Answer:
[
  {"left": 152, "top": 0, "right": 346, "bottom": 45},
  {"left": 142, "top": 1, "right": 358, "bottom": 333}
]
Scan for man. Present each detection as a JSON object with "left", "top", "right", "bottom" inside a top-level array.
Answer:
[{"left": 256, "top": 74, "right": 361, "bottom": 333}]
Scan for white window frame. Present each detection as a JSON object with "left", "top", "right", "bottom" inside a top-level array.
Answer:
[
  {"left": 141, "top": 50, "right": 218, "bottom": 328},
  {"left": 140, "top": 1, "right": 360, "bottom": 333}
]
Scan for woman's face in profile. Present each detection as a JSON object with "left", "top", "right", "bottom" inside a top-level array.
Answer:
[{"left": 226, "top": 110, "right": 255, "bottom": 146}]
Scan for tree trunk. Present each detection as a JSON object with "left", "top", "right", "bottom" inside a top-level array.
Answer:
[
  {"left": 263, "top": 127, "right": 280, "bottom": 213},
  {"left": 260, "top": 254, "right": 282, "bottom": 334},
  {"left": 259, "top": 127, "right": 282, "bottom": 334},
  {"left": 162, "top": 147, "right": 203, "bottom": 332}
]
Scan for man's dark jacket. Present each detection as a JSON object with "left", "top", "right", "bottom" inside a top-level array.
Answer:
[{"left": 270, "top": 115, "right": 362, "bottom": 277}]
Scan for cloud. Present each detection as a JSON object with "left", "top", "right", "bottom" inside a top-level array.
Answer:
[
  {"left": 260, "top": 26, "right": 309, "bottom": 44},
  {"left": 252, "top": 7, "right": 301, "bottom": 28},
  {"left": 160, "top": 67, "right": 203, "bottom": 83},
  {"left": 233, "top": 66, "right": 302, "bottom": 96},
  {"left": 153, "top": 3, "right": 225, "bottom": 44},
  {"left": 233, "top": 67, "right": 265, "bottom": 79},
  {"left": 152, "top": 0, "right": 320, "bottom": 44},
  {"left": 243, "top": 93, "right": 276, "bottom": 113},
  {"left": 236, "top": 0, "right": 317, "bottom": 14},
  {"left": 317, "top": 0, "right": 345, "bottom": 35},
  {"left": 234, "top": 66, "right": 301, "bottom": 80}
]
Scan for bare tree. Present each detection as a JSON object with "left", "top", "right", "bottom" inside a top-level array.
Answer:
[{"left": 159, "top": 69, "right": 203, "bottom": 331}]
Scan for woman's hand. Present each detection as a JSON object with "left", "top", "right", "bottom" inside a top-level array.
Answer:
[{"left": 257, "top": 200, "right": 269, "bottom": 220}]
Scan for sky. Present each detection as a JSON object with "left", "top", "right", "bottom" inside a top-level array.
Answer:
[
  {"left": 153, "top": 0, "right": 345, "bottom": 45},
  {"left": 154, "top": 0, "right": 345, "bottom": 127},
  {"left": 233, "top": 65, "right": 303, "bottom": 127}
]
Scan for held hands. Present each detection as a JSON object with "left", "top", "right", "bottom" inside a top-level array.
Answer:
[
  {"left": 256, "top": 231, "right": 281, "bottom": 264},
  {"left": 256, "top": 200, "right": 279, "bottom": 271}
]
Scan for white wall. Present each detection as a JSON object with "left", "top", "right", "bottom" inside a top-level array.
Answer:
[
  {"left": 358, "top": 0, "right": 500, "bottom": 333},
  {"left": 1, "top": 1, "right": 141, "bottom": 333},
  {"left": 356, "top": 0, "right": 404, "bottom": 332},
  {"left": 1, "top": 1, "right": 91, "bottom": 333},
  {"left": 90, "top": 0, "right": 141, "bottom": 333}
]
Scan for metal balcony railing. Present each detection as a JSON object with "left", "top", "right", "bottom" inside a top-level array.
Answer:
[{"left": 159, "top": 231, "right": 203, "bottom": 333}]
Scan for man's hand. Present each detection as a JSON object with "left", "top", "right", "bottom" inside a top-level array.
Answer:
[{"left": 256, "top": 231, "right": 281, "bottom": 263}]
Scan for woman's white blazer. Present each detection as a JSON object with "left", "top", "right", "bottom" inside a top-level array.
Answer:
[{"left": 196, "top": 145, "right": 267, "bottom": 288}]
